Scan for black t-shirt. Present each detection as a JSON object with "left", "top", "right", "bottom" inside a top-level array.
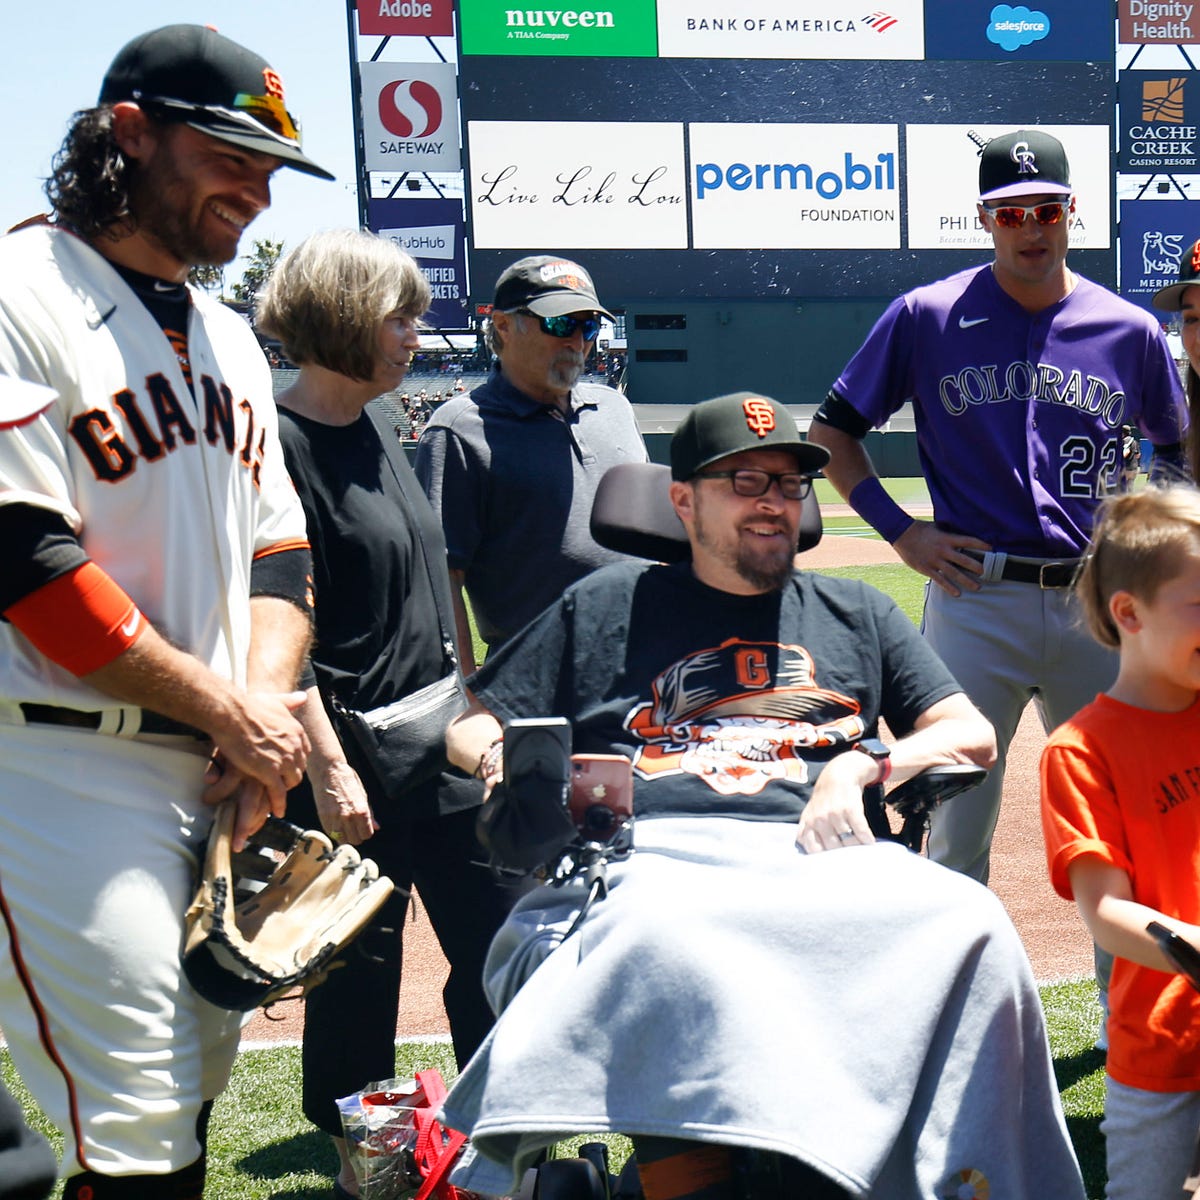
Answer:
[
  {"left": 279, "top": 407, "right": 474, "bottom": 816},
  {"left": 471, "top": 562, "right": 961, "bottom": 822}
]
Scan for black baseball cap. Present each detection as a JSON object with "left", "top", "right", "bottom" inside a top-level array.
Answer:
[
  {"left": 99, "top": 24, "right": 333, "bottom": 180},
  {"left": 670, "top": 392, "right": 830, "bottom": 481},
  {"left": 1153, "top": 238, "right": 1200, "bottom": 311},
  {"left": 493, "top": 255, "right": 614, "bottom": 320},
  {"left": 978, "top": 129, "right": 1071, "bottom": 203}
]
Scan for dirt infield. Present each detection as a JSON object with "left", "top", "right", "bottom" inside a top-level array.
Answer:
[{"left": 244, "top": 532, "right": 1092, "bottom": 1046}]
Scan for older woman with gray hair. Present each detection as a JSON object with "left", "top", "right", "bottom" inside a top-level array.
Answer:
[{"left": 257, "top": 230, "right": 511, "bottom": 1199}]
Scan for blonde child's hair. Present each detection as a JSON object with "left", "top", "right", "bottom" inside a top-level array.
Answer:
[{"left": 1077, "top": 485, "right": 1200, "bottom": 648}]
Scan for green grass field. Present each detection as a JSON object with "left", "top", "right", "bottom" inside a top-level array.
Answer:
[
  {"left": 4, "top": 984, "right": 1110, "bottom": 1199},
  {"left": 4, "top": 479, "right": 1113, "bottom": 1197}
]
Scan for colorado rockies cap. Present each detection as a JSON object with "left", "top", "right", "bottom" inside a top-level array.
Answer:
[
  {"left": 98, "top": 24, "right": 334, "bottom": 180},
  {"left": 493, "top": 255, "right": 614, "bottom": 320},
  {"left": 670, "top": 392, "right": 830, "bottom": 481},
  {"left": 1152, "top": 238, "right": 1200, "bottom": 311},
  {"left": 978, "top": 129, "right": 1071, "bottom": 202}
]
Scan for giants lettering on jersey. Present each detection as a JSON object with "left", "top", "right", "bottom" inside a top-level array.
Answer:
[
  {"left": 67, "top": 373, "right": 267, "bottom": 488},
  {"left": 937, "top": 360, "right": 1126, "bottom": 427}
]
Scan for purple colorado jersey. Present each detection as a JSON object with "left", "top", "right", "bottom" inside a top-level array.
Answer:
[{"left": 831, "top": 265, "right": 1186, "bottom": 557}]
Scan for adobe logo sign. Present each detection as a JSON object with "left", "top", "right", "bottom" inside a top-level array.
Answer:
[
  {"left": 357, "top": 0, "right": 454, "bottom": 37},
  {"left": 359, "top": 61, "right": 460, "bottom": 171}
]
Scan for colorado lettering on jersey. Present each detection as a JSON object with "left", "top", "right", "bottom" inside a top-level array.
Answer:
[
  {"left": 68, "top": 372, "right": 266, "bottom": 488},
  {"left": 937, "top": 360, "right": 1127, "bottom": 427}
]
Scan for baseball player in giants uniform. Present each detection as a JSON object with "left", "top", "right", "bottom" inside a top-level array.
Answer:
[
  {"left": 808, "top": 130, "right": 1188, "bottom": 886},
  {"left": 0, "top": 26, "right": 332, "bottom": 1198}
]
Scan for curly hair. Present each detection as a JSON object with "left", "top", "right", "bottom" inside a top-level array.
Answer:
[{"left": 44, "top": 106, "right": 137, "bottom": 240}]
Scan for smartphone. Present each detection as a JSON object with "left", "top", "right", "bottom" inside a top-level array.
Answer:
[
  {"left": 569, "top": 754, "right": 633, "bottom": 840},
  {"left": 1148, "top": 921, "right": 1200, "bottom": 993}
]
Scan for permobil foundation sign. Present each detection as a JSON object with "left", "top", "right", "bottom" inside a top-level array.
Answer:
[
  {"left": 688, "top": 124, "right": 900, "bottom": 249},
  {"left": 467, "top": 121, "right": 687, "bottom": 247},
  {"left": 360, "top": 61, "right": 460, "bottom": 172},
  {"left": 1118, "top": 0, "right": 1200, "bottom": 43},
  {"left": 357, "top": 0, "right": 454, "bottom": 37}
]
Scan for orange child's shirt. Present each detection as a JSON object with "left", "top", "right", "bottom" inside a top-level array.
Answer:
[{"left": 1041, "top": 693, "right": 1200, "bottom": 1092}]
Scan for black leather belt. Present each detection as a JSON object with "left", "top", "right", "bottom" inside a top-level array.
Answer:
[
  {"left": 18, "top": 703, "right": 206, "bottom": 740},
  {"left": 965, "top": 552, "right": 1084, "bottom": 589}
]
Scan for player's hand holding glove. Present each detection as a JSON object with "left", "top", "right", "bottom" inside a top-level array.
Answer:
[{"left": 183, "top": 798, "right": 394, "bottom": 1010}]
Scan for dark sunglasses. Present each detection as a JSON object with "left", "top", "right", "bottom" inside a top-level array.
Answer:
[
  {"left": 519, "top": 310, "right": 601, "bottom": 341},
  {"left": 693, "top": 469, "right": 813, "bottom": 500},
  {"left": 982, "top": 200, "right": 1071, "bottom": 230}
]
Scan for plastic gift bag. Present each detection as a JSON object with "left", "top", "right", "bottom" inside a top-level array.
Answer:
[{"left": 336, "top": 1068, "right": 470, "bottom": 1200}]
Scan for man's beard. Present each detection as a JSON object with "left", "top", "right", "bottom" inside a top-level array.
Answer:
[
  {"left": 127, "top": 161, "right": 243, "bottom": 268},
  {"left": 693, "top": 506, "right": 795, "bottom": 592},
  {"left": 547, "top": 353, "right": 585, "bottom": 393}
]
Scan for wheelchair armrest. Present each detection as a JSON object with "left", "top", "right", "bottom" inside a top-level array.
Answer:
[
  {"left": 865, "top": 764, "right": 988, "bottom": 853},
  {"left": 887, "top": 764, "right": 989, "bottom": 820}
]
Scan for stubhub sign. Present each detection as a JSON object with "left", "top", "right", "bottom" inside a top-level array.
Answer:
[{"left": 689, "top": 123, "right": 900, "bottom": 249}]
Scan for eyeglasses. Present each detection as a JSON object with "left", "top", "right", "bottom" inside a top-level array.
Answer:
[
  {"left": 518, "top": 310, "right": 601, "bottom": 342},
  {"left": 693, "top": 469, "right": 813, "bottom": 500},
  {"left": 982, "top": 200, "right": 1071, "bottom": 230}
]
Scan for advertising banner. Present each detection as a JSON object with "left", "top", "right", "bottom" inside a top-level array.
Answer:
[
  {"left": 1118, "top": 71, "right": 1200, "bottom": 172},
  {"left": 925, "top": 0, "right": 1112, "bottom": 61},
  {"left": 1118, "top": 199, "right": 1200, "bottom": 315},
  {"left": 356, "top": 0, "right": 454, "bottom": 38},
  {"left": 906, "top": 123, "right": 1112, "bottom": 251},
  {"left": 368, "top": 198, "right": 468, "bottom": 328},
  {"left": 1118, "top": 0, "right": 1200, "bottom": 44},
  {"left": 466, "top": 121, "right": 688, "bottom": 248},
  {"left": 689, "top": 124, "right": 901, "bottom": 248},
  {"left": 359, "top": 61, "right": 460, "bottom": 173},
  {"left": 458, "top": 0, "right": 657, "bottom": 56},
  {"left": 656, "top": 0, "right": 924, "bottom": 59}
]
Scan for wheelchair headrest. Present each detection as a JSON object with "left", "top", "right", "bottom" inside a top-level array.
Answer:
[{"left": 590, "top": 462, "right": 823, "bottom": 563}]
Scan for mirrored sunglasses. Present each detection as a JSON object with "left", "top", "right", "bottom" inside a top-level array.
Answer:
[
  {"left": 520, "top": 310, "right": 601, "bottom": 341},
  {"left": 693, "top": 469, "right": 813, "bottom": 500},
  {"left": 231, "top": 92, "right": 302, "bottom": 144},
  {"left": 983, "top": 201, "right": 1070, "bottom": 230}
]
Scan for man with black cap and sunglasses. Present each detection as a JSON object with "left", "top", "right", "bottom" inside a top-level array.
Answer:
[
  {"left": 0, "top": 24, "right": 331, "bottom": 1197},
  {"left": 809, "top": 129, "right": 1187, "bottom": 900},
  {"left": 416, "top": 255, "right": 647, "bottom": 671}
]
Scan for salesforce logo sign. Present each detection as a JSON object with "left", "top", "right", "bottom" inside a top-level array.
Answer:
[{"left": 987, "top": 4, "right": 1050, "bottom": 51}]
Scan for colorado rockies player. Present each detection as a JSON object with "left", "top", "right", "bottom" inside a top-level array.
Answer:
[
  {"left": 0, "top": 26, "right": 331, "bottom": 1198},
  {"left": 808, "top": 129, "right": 1187, "bottom": 886}
]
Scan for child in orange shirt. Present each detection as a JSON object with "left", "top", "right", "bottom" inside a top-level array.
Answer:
[{"left": 1041, "top": 485, "right": 1200, "bottom": 1200}]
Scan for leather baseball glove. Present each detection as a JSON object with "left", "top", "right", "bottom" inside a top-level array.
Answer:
[{"left": 183, "top": 800, "right": 394, "bottom": 1011}]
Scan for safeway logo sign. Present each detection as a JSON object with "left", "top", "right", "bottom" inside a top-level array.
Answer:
[{"left": 359, "top": 61, "right": 460, "bottom": 172}]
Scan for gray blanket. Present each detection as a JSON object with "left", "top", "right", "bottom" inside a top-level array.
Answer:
[{"left": 443, "top": 818, "right": 1085, "bottom": 1199}]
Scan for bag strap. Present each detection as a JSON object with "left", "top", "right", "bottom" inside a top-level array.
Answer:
[
  {"left": 412, "top": 1069, "right": 468, "bottom": 1200},
  {"left": 365, "top": 404, "right": 460, "bottom": 675}
]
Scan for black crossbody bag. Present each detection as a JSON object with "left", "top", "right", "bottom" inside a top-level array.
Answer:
[{"left": 329, "top": 408, "right": 468, "bottom": 795}]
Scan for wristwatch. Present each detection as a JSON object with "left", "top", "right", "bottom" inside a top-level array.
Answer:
[{"left": 853, "top": 737, "right": 892, "bottom": 787}]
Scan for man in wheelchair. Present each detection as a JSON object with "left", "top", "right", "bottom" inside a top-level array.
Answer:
[{"left": 441, "top": 392, "right": 1087, "bottom": 1199}]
